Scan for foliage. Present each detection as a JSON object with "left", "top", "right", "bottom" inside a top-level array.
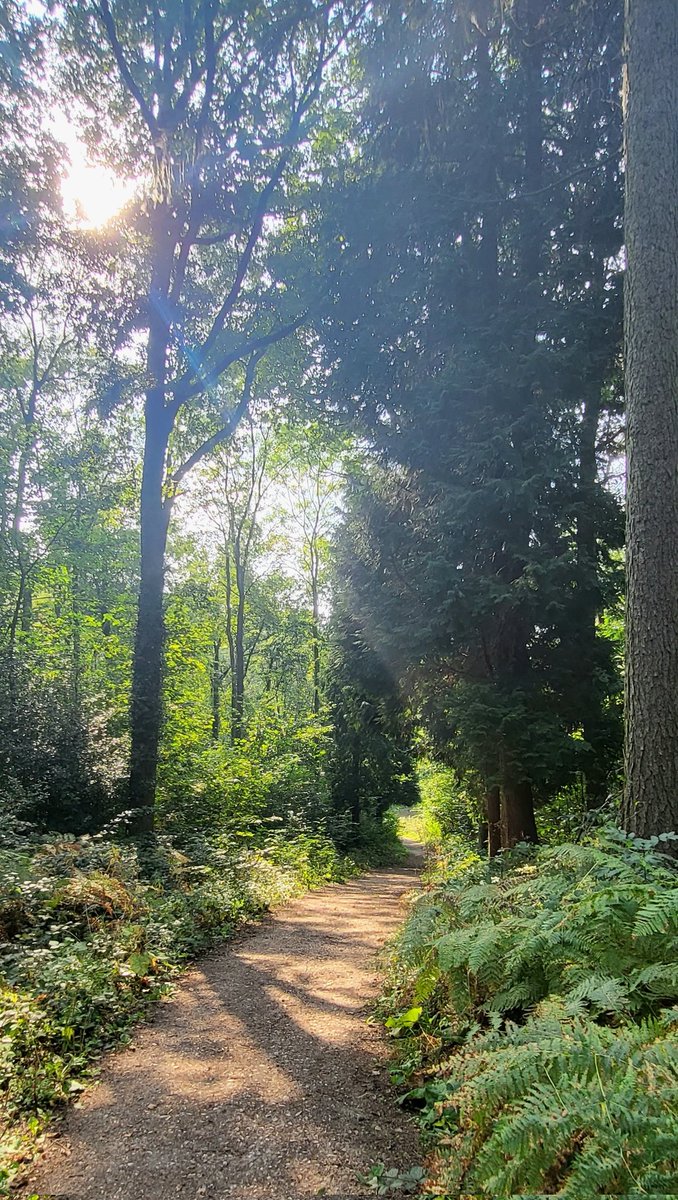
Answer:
[
  {"left": 357, "top": 1162, "right": 426, "bottom": 1195},
  {"left": 380, "top": 828, "right": 678, "bottom": 1198}
]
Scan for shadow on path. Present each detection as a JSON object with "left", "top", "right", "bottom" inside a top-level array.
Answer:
[{"left": 23, "top": 857, "right": 422, "bottom": 1200}]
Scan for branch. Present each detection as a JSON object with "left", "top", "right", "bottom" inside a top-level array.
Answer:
[
  {"left": 97, "top": 1, "right": 159, "bottom": 138},
  {"left": 172, "top": 311, "right": 307, "bottom": 406},
  {"left": 198, "top": 136, "right": 299, "bottom": 361},
  {"left": 170, "top": 354, "right": 260, "bottom": 487}
]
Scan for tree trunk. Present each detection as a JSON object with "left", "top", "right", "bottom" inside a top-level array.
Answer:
[
  {"left": 71, "top": 562, "right": 82, "bottom": 710},
  {"left": 128, "top": 406, "right": 172, "bottom": 830},
  {"left": 311, "top": 559, "right": 321, "bottom": 716},
  {"left": 578, "top": 383, "right": 608, "bottom": 809},
  {"left": 500, "top": 777, "right": 538, "bottom": 848},
  {"left": 231, "top": 555, "right": 246, "bottom": 742},
  {"left": 210, "top": 639, "right": 222, "bottom": 742},
  {"left": 486, "top": 785, "right": 501, "bottom": 857},
  {"left": 622, "top": 0, "right": 678, "bottom": 839},
  {"left": 128, "top": 201, "right": 176, "bottom": 830}
]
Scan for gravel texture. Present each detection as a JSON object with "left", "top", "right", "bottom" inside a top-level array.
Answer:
[{"left": 22, "top": 856, "right": 422, "bottom": 1200}]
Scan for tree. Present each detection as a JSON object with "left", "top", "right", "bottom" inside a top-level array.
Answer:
[
  {"left": 59, "top": 0, "right": 364, "bottom": 827},
  {"left": 205, "top": 418, "right": 273, "bottom": 743},
  {"left": 277, "top": 423, "right": 343, "bottom": 714},
  {"left": 0, "top": 1, "right": 60, "bottom": 308},
  {"left": 622, "top": 0, "right": 678, "bottom": 839},
  {"left": 316, "top": 0, "right": 624, "bottom": 848}
]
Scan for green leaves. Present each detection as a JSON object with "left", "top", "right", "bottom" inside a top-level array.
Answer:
[
  {"left": 357, "top": 1163, "right": 426, "bottom": 1195},
  {"left": 384, "top": 1006, "right": 422, "bottom": 1036},
  {"left": 381, "top": 830, "right": 678, "bottom": 1198}
]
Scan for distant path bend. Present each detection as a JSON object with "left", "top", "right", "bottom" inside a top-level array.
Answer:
[{"left": 25, "top": 858, "right": 422, "bottom": 1200}]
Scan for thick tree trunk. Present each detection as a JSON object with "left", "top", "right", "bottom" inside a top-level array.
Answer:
[
  {"left": 622, "top": 0, "right": 678, "bottom": 839},
  {"left": 500, "top": 777, "right": 538, "bottom": 848},
  {"left": 128, "top": 406, "right": 172, "bottom": 829},
  {"left": 128, "top": 201, "right": 176, "bottom": 830},
  {"left": 486, "top": 785, "right": 501, "bottom": 857}
]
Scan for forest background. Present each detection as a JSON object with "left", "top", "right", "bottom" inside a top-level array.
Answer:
[{"left": 0, "top": 0, "right": 677, "bottom": 1195}]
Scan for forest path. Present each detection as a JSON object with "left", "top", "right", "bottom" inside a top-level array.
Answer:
[{"left": 24, "top": 856, "right": 422, "bottom": 1200}]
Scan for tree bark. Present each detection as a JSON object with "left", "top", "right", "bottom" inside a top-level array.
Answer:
[
  {"left": 578, "top": 382, "right": 609, "bottom": 808},
  {"left": 232, "top": 553, "right": 246, "bottom": 742},
  {"left": 128, "top": 405, "right": 172, "bottom": 829},
  {"left": 210, "top": 639, "right": 222, "bottom": 742},
  {"left": 622, "top": 0, "right": 678, "bottom": 839},
  {"left": 486, "top": 785, "right": 501, "bottom": 857},
  {"left": 311, "top": 544, "right": 321, "bottom": 716},
  {"left": 128, "top": 198, "right": 175, "bottom": 830},
  {"left": 500, "top": 777, "right": 538, "bottom": 848}
]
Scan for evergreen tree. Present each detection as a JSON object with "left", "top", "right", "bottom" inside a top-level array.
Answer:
[{"left": 317, "top": 0, "right": 624, "bottom": 847}]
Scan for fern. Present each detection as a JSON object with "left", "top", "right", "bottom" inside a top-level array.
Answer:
[
  {"left": 634, "top": 889, "right": 678, "bottom": 937},
  {"left": 381, "top": 828, "right": 678, "bottom": 1199}
]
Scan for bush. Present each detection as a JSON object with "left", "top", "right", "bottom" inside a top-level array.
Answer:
[{"left": 380, "top": 827, "right": 678, "bottom": 1198}]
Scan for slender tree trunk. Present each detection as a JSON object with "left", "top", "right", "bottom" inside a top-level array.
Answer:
[
  {"left": 71, "top": 562, "right": 82, "bottom": 710},
  {"left": 231, "top": 554, "right": 246, "bottom": 742},
  {"left": 311, "top": 554, "right": 321, "bottom": 716},
  {"left": 578, "top": 382, "right": 609, "bottom": 808},
  {"left": 493, "top": 0, "right": 544, "bottom": 848},
  {"left": 351, "top": 736, "right": 361, "bottom": 826},
  {"left": 210, "top": 638, "right": 222, "bottom": 742},
  {"left": 622, "top": 0, "right": 678, "bottom": 839}
]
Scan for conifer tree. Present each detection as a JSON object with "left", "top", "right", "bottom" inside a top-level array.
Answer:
[{"left": 318, "top": 0, "right": 624, "bottom": 847}]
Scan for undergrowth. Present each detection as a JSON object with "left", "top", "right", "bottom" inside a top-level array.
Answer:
[
  {"left": 380, "top": 826, "right": 678, "bottom": 1198},
  {"left": 0, "top": 825, "right": 364, "bottom": 1192}
]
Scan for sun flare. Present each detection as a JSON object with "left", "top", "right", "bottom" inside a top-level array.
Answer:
[
  {"left": 54, "top": 114, "right": 134, "bottom": 228},
  {"left": 61, "top": 160, "right": 133, "bottom": 228}
]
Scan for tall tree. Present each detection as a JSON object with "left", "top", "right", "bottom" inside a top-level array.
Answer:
[
  {"left": 0, "top": 1, "right": 59, "bottom": 308},
  {"left": 60, "top": 0, "right": 363, "bottom": 826},
  {"left": 317, "top": 0, "right": 624, "bottom": 848},
  {"left": 622, "top": 0, "right": 678, "bottom": 839}
]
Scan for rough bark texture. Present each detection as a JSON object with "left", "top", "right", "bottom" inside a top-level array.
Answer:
[
  {"left": 622, "top": 0, "right": 678, "bottom": 838},
  {"left": 128, "top": 411, "right": 172, "bottom": 829},
  {"left": 128, "top": 207, "right": 174, "bottom": 827}
]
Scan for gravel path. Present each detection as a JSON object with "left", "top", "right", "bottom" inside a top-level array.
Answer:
[{"left": 23, "top": 857, "right": 422, "bottom": 1200}]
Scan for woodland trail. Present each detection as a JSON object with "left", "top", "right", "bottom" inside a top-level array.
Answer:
[{"left": 24, "top": 852, "right": 423, "bottom": 1200}]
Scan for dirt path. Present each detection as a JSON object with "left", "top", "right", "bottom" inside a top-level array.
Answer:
[{"left": 24, "top": 858, "right": 422, "bottom": 1200}]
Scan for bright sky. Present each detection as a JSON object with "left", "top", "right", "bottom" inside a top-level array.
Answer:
[{"left": 51, "top": 111, "right": 135, "bottom": 228}]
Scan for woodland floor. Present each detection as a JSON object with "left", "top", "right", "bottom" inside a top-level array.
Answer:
[{"left": 22, "top": 848, "right": 423, "bottom": 1200}]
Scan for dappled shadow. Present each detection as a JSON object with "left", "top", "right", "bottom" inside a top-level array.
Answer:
[{"left": 23, "top": 863, "right": 422, "bottom": 1200}]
